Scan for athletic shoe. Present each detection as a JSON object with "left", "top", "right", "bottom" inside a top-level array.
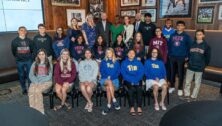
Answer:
[
  {"left": 113, "top": 101, "right": 120, "bottom": 110},
  {"left": 168, "top": 88, "right": 175, "bottom": 94},
  {"left": 102, "top": 106, "right": 111, "bottom": 115},
  {"left": 178, "top": 90, "right": 183, "bottom": 96}
]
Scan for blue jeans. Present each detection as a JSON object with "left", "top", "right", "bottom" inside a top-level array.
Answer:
[{"left": 16, "top": 60, "right": 32, "bottom": 92}]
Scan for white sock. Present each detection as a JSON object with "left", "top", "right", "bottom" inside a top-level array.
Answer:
[
  {"left": 112, "top": 98, "right": 117, "bottom": 103},
  {"left": 107, "top": 104, "right": 111, "bottom": 108}
]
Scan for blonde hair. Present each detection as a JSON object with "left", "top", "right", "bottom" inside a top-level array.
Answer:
[
  {"left": 86, "top": 13, "right": 95, "bottom": 27},
  {"left": 70, "top": 18, "right": 80, "bottom": 30},
  {"left": 105, "top": 48, "right": 117, "bottom": 63},
  {"left": 60, "top": 49, "right": 72, "bottom": 72}
]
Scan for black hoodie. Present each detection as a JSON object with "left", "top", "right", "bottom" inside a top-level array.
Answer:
[
  {"left": 11, "top": 36, "right": 34, "bottom": 62},
  {"left": 33, "top": 33, "right": 53, "bottom": 57},
  {"left": 188, "top": 40, "right": 211, "bottom": 72}
]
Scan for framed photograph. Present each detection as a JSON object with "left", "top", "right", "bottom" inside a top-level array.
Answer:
[
  {"left": 199, "top": 0, "right": 222, "bottom": 3},
  {"left": 66, "top": 9, "right": 85, "bottom": 26},
  {"left": 197, "top": 6, "right": 214, "bottom": 24},
  {"left": 89, "top": 0, "right": 104, "bottom": 19},
  {"left": 141, "top": 0, "right": 156, "bottom": 7},
  {"left": 218, "top": 5, "right": 222, "bottom": 20},
  {"left": 159, "top": 0, "right": 192, "bottom": 18},
  {"left": 120, "top": 10, "right": 137, "bottom": 17},
  {"left": 140, "top": 9, "right": 157, "bottom": 22},
  {"left": 121, "top": 0, "right": 140, "bottom": 7},
  {"left": 51, "top": 0, "right": 80, "bottom": 6}
]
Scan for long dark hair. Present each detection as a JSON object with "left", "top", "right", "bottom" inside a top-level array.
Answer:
[
  {"left": 75, "top": 34, "right": 86, "bottom": 44},
  {"left": 93, "top": 35, "right": 106, "bottom": 49},
  {"left": 113, "top": 34, "right": 126, "bottom": 48},
  {"left": 34, "top": 49, "right": 50, "bottom": 76},
  {"left": 82, "top": 48, "right": 95, "bottom": 60},
  {"left": 54, "top": 27, "right": 66, "bottom": 40},
  {"left": 133, "top": 32, "right": 144, "bottom": 52},
  {"left": 147, "top": 47, "right": 163, "bottom": 61}
]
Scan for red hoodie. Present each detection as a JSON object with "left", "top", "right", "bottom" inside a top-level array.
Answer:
[
  {"left": 54, "top": 60, "right": 76, "bottom": 85},
  {"left": 149, "top": 36, "right": 168, "bottom": 63}
]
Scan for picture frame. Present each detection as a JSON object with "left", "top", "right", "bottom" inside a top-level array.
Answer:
[
  {"left": 120, "top": 0, "right": 140, "bottom": 7},
  {"left": 141, "top": 0, "right": 156, "bottom": 7},
  {"left": 51, "top": 0, "right": 80, "bottom": 6},
  {"left": 140, "top": 9, "right": 157, "bottom": 22},
  {"left": 197, "top": 6, "right": 214, "bottom": 24},
  {"left": 89, "top": 0, "right": 104, "bottom": 18},
  {"left": 199, "top": 0, "right": 222, "bottom": 3},
  {"left": 159, "top": 0, "right": 192, "bottom": 18},
  {"left": 218, "top": 5, "right": 222, "bottom": 20},
  {"left": 120, "top": 10, "right": 137, "bottom": 17},
  {"left": 66, "top": 9, "right": 85, "bottom": 26}
]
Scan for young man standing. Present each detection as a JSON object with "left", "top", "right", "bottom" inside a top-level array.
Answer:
[
  {"left": 33, "top": 24, "right": 53, "bottom": 62},
  {"left": 168, "top": 21, "right": 191, "bottom": 96},
  {"left": 138, "top": 13, "right": 156, "bottom": 53},
  {"left": 11, "top": 26, "right": 33, "bottom": 95},
  {"left": 162, "top": 19, "right": 175, "bottom": 42}
]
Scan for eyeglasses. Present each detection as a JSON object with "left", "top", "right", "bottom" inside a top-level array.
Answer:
[{"left": 152, "top": 52, "right": 158, "bottom": 54}]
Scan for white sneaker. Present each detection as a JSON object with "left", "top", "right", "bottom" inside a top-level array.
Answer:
[
  {"left": 160, "top": 103, "right": 167, "bottom": 111},
  {"left": 169, "top": 88, "right": 175, "bottom": 93},
  {"left": 178, "top": 90, "right": 183, "bottom": 96}
]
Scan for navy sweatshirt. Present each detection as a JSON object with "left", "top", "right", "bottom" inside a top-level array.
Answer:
[
  {"left": 100, "top": 59, "right": 120, "bottom": 80},
  {"left": 92, "top": 45, "right": 106, "bottom": 60},
  {"left": 144, "top": 59, "right": 166, "bottom": 80},
  {"left": 33, "top": 33, "right": 53, "bottom": 57},
  {"left": 188, "top": 40, "right": 211, "bottom": 72},
  {"left": 168, "top": 31, "right": 191, "bottom": 58},
  {"left": 121, "top": 58, "right": 144, "bottom": 85},
  {"left": 11, "top": 37, "right": 34, "bottom": 62},
  {"left": 70, "top": 42, "right": 87, "bottom": 60},
  {"left": 52, "top": 37, "right": 70, "bottom": 59},
  {"left": 113, "top": 42, "right": 127, "bottom": 60}
]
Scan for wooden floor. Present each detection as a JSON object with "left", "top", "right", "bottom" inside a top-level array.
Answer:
[{"left": 0, "top": 81, "right": 221, "bottom": 126}]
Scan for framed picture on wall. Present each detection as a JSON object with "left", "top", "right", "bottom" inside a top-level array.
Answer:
[
  {"left": 197, "top": 6, "right": 214, "bottom": 24},
  {"left": 89, "top": 0, "right": 104, "bottom": 19},
  {"left": 121, "top": 0, "right": 140, "bottom": 7},
  {"left": 140, "top": 9, "right": 157, "bottom": 22},
  {"left": 218, "top": 5, "right": 222, "bottom": 20},
  {"left": 67, "top": 9, "right": 85, "bottom": 26},
  {"left": 51, "top": 0, "right": 80, "bottom": 6},
  {"left": 159, "top": 0, "right": 192, "bottom": 18},
  {"left": 141, "top": 0, "right": 156, "bottom": 6},
  {"left": 121, "top": 10, "right": 137, "bottom": 17},
  {"left": 199, "top": 0, "right": 222, "bottom": 3}
]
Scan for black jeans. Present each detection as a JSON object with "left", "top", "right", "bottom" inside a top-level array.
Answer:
[
  {"left": 169, "top": 56, "right": 185, "bottom": 90},
  {"left": 124, "top": 81, "right": 143, "bottom": 108}
]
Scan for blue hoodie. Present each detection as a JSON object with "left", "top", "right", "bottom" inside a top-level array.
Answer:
[
  {"left": 100, "top": 59, "right": 120, "bottom": 80},
  {"left": 168, "top": 31, "right": 191, "bottom": 58},
  {"left": 52, "top": 37, "right": 70, "bottom": 59},
  {"left": 162, "top": 26, "right": 175, "bottom": 42},
  {"left": 121, "top": 58, "right": 144, "bottom": 85},
  {"left": 144, "top": 59, "right": 166, "bottom": 80}
]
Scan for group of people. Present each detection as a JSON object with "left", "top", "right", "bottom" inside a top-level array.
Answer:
[{"left": 11, "top": 12, "right": 211, "bottom": 116}]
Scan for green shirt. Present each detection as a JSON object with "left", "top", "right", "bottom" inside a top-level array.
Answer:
[{"left": 110, "top": 24, "right": 124, "bottom": 44}]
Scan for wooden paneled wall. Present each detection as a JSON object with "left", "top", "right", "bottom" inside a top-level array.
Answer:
[{"left": 43, "top": 0, "right": 222, "bottom": 30}]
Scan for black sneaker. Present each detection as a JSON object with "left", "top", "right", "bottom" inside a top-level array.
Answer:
[
  {"left": 113, "top": 101, "right": 120, "bottom": 110},
  {"left": 22, "top": 90, "right": 27, "bottom": 95},
  {"left": 102, "top": 106, "right": 111, "bottom": 115}
]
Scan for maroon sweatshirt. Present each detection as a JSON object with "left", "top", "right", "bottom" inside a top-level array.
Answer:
[
  {"left": 54, "top": 60, "right": 76, "bottom": 85},
  {"left": 149, "top": 36, "right": 168, "bottom": 63}
]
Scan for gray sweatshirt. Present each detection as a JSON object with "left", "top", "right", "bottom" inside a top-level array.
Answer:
[
  {"left": 29, "top": 62, "right": 53, "bottom": 84},
  {"left": 78, "top": 59, "right": 99, "bottom": 83}
]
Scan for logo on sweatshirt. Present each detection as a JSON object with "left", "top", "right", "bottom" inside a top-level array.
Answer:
[
  {"left": 74, "top": 46, "right": 84, "bottom": 54},
  {"left": 127, "top": 65, "right": 138, "bottom": 71},
  {"left": 107, "top": 63, "right": 114, "bottom": 68},
  {"left": 172, "top": 36, "right": 183, "bottom": 46},
  {"left": 151, "top": 64, "right": 160, "bottom": 69},
  {"left": 190, "top": 48, "right": 204, "bottom": 54}
]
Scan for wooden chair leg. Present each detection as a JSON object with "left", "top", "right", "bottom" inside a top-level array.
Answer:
[
  {"left": 167, "top": 88, "right": 170, "bottom": 105},
  {"left": 147, "top": 91, "right": 151, "bottom": 106},
  {"left": 71, "top": 94, "right": 74, "bottom": 108},
  {"left": 49, "top": 94, "right": 53, "bottom": 109},
  {"left": 76, "top": 93, "right": 79, "bottom": 107}
]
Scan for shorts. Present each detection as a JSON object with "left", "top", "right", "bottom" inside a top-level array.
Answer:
[
  {"left": 100, "top": 79, "right": 119, "bottom": 91},
  {"left": 146, "top": 79, "right": 166, "bottom": 91}
]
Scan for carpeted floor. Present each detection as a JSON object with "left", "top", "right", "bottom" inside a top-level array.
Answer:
[{"left": 0, "top": 81, "right": 221, "bottom": 126}]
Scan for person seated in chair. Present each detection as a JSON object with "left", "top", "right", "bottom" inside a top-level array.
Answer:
[
  {"left": 121, "top": 49, "right": 144, "bottom": 116},
  {"left": 100, "top": 48, "right": 121, "bottom": 115},
  {"left": 54, "top": 49, "right": 76, "bottom": 111},
  {"left": 145, "top": 48, "right": 168, "bottom": 111},
  {"left": 29, "top": 49, "right": 53, "bottom": 114},
  {"left": 79, "top": 48, "right": 99, "bottom": 112}
]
